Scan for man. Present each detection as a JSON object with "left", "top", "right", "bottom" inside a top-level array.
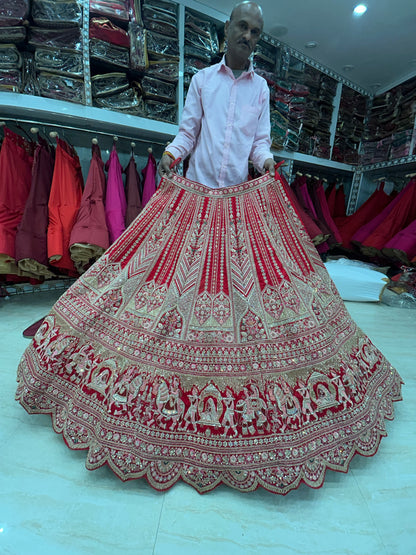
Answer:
[{"left": 158, "top": 1, "right": 275, "bottom": 187}]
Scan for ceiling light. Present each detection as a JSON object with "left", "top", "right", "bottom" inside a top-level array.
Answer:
[
  {"left": 353, "top": 4, "right": 367, "bottom": 16},
  {"left": 304, "top": 41, "right": 318, "bottom": 49},
  {"left": 343, "top": 65, "right": 354, "bottom": 72},
  {"left": 270, "top": 25, "right": 288, "bottom": 38}
]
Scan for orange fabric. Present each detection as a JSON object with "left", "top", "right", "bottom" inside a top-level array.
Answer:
[{"left": 47, "top": 139, "right": 83, "bottom": 274}]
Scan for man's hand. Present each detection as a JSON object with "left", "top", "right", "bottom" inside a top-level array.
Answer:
[
  {"left": 263, "top": 158, "right": 275, "bottom": 177},
  {"left": 158, "top": 154, "right": 174, "bottom": 178}
]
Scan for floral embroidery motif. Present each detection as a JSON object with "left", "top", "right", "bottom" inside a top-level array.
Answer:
[{"left": 240, "top": 309, "right": 267, "bottom": 342}]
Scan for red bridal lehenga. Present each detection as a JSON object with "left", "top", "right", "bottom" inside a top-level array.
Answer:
[{"left": 16, "top": 171, "right": 403, "bottom": 494}]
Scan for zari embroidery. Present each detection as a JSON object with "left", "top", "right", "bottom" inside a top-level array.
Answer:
[{"left": 16, "top": 172, "right": 403, "bottom": 494}]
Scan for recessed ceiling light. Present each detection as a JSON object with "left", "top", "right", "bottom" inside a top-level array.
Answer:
[
  {"left": 304, "top": 41, "right": 318, "bottom": 49},
  {"left": 353, "top": 4, "right": 367, "bottom": 16},
  {"left": 270, "top": 25, "right": 288, "bottom": 37},
  {"left": 343, "top": 64, "right": 354, "bottom": 72},
  {"left": 409, "top": 59, "right": 416, "bottom": 66},
  {"left": 370, "top": 83, "right": 381, "bottom": 92}
]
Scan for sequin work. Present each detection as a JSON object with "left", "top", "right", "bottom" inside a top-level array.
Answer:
[{"left": 16, "top": 172, "right": 403, "bottom": 494}]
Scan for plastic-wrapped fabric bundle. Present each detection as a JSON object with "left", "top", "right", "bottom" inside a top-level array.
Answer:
[
  {"left": 90, "top": 0, "right": 129, "bottom": 23},
  {"left": 28, "top": 26, "right": 83, "bottom": 50},
  {"left": 184, "top": 44, "right": 212, "bottom": 63},
  {"left": 89, "top": 17, "right": 129, "bottom": 48},
  {"left": 146, "top": 60, "right": 178, "bottom": 83},
  {"left": 0, "top": 26, "right": 26, "bottom": 43},
  {"left": 143, "top": 99, "right": 176, "bottom": 123},
  {"left": 0, "top": 0, "right": 30, "bottom": 26},
  {"left": 0, "top": 44, "right": 22, "bottom": 69},
  {"left": 141, "top": 75, "right": 176, "bottom": 103},
  {"left": 185, "top": 11, "right": 218, "bottom": 54},
  {"left": 90, "top": 38, "right": 130, "bottom": 68},
  {"left": 32, "top": 0, "right": 82, "bottom": 28},
  {"left": 143, "top": 0, "right": 177, "bottom": 17},
  {"left": 94, "top": 88, "right": 143, "bottom": 113},
  {"left": 22, "top": 52, "right": 40, "bottom": 95},
  {"left": 91, "top": 72, "right": 129, "bottom": 97},
  {"left": 128, "top": 23, "right": 148, "bottom": 71},
  {"left": 0, "top": 69, "right": 22, "bottom": 92},
  {"left": 142, "top": 4, "right": 177, "bottom": 37},
  {"left": 146, "top": 31, "right": 178, "bottom": 60},
  {"left": 38, "top": 71, "right": 85, "bottom": 103},
  {"left": 35, "top": 48, "right": 83, "bottom": 77}
]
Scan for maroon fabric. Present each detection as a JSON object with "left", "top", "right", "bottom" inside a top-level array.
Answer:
[
  {"left": 124, "top": 155, "right": 142, "bottom": 227},
  {"left": 23, "top": 317, "right": 46, "bottom": 338},
  {"left": 70, "top": 143, "right": 109, "bottom": 250},
  {"left": 362, "top": 178, "right": 416, "bottom": 251},
  {"left": 307, "top": 179, "right": 340, "bottom": 247},
  {"left": 89, "top": 17, "right": 130, "bottom": 48},
  {"left": 279, "top": 173, "right": 325, "bottom": 245},
  {"left": 15, "top": 137, "right": 55, "bottom": 267},
  {"left": 334, "top": 185, "right": 346, "bottom": 218},
  {"left": 0, "top": 128, "right": 34, "bottom": 260},
  {"left": 105, "top": 145, "right": 126, "bottom": 244},
  {"left": 352, "top": 178, "right": 416, "bottom": 247},
  {"left": 336, "top": 186, "right": 393, "bottom": 250},
  {"left": 141, "top": 151, "right": 157, "bottom": 208},
  {"left": 292, "top": 175, "right": 329, "bottom": 253},
  {"left": 0, "top": 0, "right": 29, "bottom": 26},
  {"left": 315, "top": 181, "right": 343, "bottom": 245},
  {"left": 383, "top": 219, "right": 416, "bottom": 263}
]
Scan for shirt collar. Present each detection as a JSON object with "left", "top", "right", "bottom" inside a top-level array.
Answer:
[{"left": 218, "top": 55, "right": 254, "bottom": 78}]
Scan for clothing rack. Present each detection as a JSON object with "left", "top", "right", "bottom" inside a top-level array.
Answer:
[{"left": 0, "top": 117, "right": 167, "bottom": 150}]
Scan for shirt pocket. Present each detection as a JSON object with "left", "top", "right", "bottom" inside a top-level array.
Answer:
[{"left": 239, "top": 105, "right": 260, "bottom": 137}]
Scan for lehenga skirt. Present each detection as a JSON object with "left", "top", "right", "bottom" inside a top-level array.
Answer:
[{"left": 16, "top": 171, "right": 403, "bottom": 494}]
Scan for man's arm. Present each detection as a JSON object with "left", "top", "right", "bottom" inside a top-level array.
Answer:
[
  {"left": 249, "top": 81, "right": 275, "bottom": 177},
  {"left": 158, "top": 74, "right": 203, "bottom": 177}
]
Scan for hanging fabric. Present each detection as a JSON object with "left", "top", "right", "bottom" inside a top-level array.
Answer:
[
  {"left": 335, "top": 183, "right": 393, "bottom": 250},
  {"left": 69, "top": 141, "right": 109, "bottom": 273},
  {"left": 47, "top": 137, "right": 83, "bottom": 275},
  {"left": 0, "top": 127, "right": 34, "bottom": 276},
  {"left": 105, "top": 143, "right": 126, "bottom": 243},
  {"left": 16, "top": 136, "right": 55, "bottom": 279},
  {"left": 124, "top": 152, "right": 142, "bottom": 227},
  {"left": 141, "top": 148, "right": 157, "bottom": 208}
]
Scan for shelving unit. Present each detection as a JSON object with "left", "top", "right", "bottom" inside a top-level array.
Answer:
[{"left": 1, "top": 0, "right": 416, "bottom": 215}]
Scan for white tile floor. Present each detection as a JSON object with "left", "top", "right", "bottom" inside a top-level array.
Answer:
[{"left": 1, "top": 290, "right": 415, "bottom": 555}]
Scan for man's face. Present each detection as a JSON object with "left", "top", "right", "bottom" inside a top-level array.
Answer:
[{"left": 226, "top": 4, "right": 263, "bottom": 61}]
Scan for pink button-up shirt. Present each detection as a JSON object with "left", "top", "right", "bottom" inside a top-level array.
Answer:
[{"left": 167, "top": 56, "right": 273, "bottom": 188}]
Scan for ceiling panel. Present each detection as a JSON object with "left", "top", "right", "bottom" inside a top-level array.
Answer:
[{"left": 195, "top": 0, "right": 416, "bottom": 92}]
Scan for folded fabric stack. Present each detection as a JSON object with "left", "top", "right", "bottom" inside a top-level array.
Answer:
[
  {"left": 89, "top": 1, "right": 142, "bottom": 114},
  {"left": 26, "top": 0, "right": 85, "bottom": 103},
  {"left": 360, "top": 137, "right": 393, "bottom": 165},
  {"left": 183, "top": 9, "right": 219, "bottom": 95},
  {"left": 276, "top": 57, "right": 336, "bottom": 159},
  {"left": 389, "top": 129, "right": 415, "bottom": 160},
  {"left": 138, "top": 0, "right": 179, "bottom": 122},
  {"left": 0, "top": 44, "right": 22, "bottom": 92},
  {"left": 363, "top": 75, "right": 416, "bottom": 162},
  {"left": 0, "top": 0, "right": 28, "bottom": 91},
  {"left": 332, "top": 86, "right": 367, "bottom": 164}
]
